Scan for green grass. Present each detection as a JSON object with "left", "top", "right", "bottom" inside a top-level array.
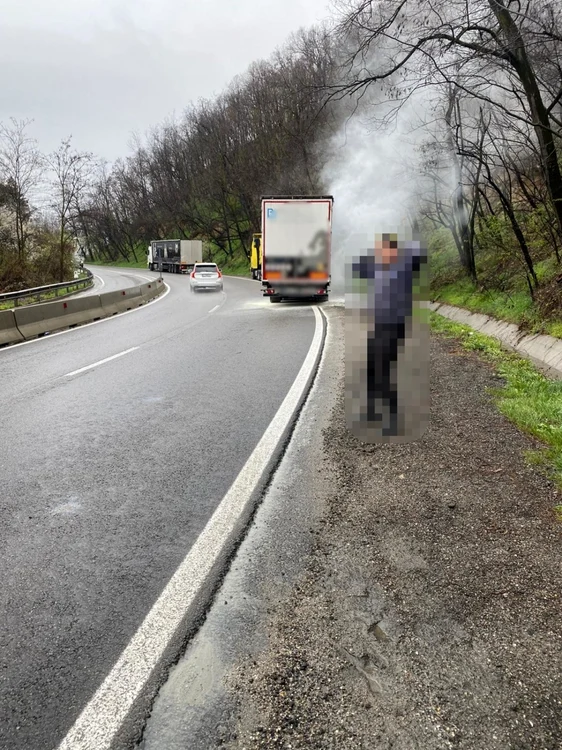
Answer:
[
  {"left": 432, "top": 277, "right": 562, "bottom": 339},
  {"left": 218, "top": 254, "right": 251, "bottom": 277},
  {"left": 431, "top": 311, "right": 562, "bottom": 504},
  {"left": 428, "top": 219, "right": 562, "bottom": 337},
  {"left": 433, "top": 278, "right": 535, "bottom": 324}
]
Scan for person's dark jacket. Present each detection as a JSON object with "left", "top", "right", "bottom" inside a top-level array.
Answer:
[{"left": 352, "top": 242, "right": 425, "bottom": 326}]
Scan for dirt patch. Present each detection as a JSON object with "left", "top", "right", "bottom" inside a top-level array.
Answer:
[{"left": 226, "top": 334, "right": 562, "bottom": 749}]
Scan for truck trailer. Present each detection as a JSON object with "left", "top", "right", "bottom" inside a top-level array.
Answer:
[
  {"left": 147, "top": 239, "right": 203, "bottom": 274},
  {"left": 260, "top": 195, "right": 333, "bottom": 303}
]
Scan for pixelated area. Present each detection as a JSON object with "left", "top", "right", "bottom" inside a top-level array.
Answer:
[
  {"left": 263, "top": 201, "right": 330, "bottom": 280},
  {"left": 345, "top": 229, "right": 430, "bottom": 443}
]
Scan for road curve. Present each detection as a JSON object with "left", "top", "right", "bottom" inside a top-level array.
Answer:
[
  {"left": 0, "top": 268, "right": 317, "bottom": 750},
  {"left": 74, "top": 264, "right": 156, "bottom": 297}
]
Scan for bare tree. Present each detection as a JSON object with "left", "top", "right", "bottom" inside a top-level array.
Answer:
[
  {"left": 47, "top": 137, "right": 95, "bottom": 281},
  {"left": 333, "top": 0, "right": 562, "bottom": 240},
  {"left": 0, "top": 118, "right": 44, "bottom": 263}
]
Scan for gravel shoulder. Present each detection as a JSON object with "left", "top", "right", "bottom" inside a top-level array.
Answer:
[{"left": 225, "top": 313, "right": 562, "bottom": 749}]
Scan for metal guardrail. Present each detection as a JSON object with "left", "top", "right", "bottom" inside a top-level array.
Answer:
[{"left": 0, "top": 269, "right": 94, "bottom": 306}]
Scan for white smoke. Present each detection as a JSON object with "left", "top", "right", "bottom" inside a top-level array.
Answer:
[{"left": 321, "top": 85, "right": 445, "bottom": 295}]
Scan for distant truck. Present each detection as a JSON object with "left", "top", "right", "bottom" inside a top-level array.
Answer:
[
  {"left": 147, "top": 239, "right": 203, "bottom": 274},
  {"left": 261, "top": 195, "right": 333, "bottom": 303},
  {"left": 250, "top": 233, "right": 262, "bottom": 280}
]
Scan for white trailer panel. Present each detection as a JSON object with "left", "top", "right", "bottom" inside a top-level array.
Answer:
[
  {"left": 180, "top": 240, "right": 203, "bottom": 267},
  {"left": 261, "top": 197, "right": 332, "bottom": 287}
]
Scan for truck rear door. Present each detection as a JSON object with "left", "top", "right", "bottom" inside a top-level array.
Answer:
[{"left": 261, "top": 199, "right": 331, "bottom": 284}]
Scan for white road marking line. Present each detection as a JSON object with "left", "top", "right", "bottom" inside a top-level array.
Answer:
[
  {"left": 209, "top": 304, "right": 220, "bottom": 314},
  {"left": 93, "top": 274, "right": 105, "bottom": 290},
  {"left": 56, "top": 306, "right": 324, "bottom": 750},
  {"left": 1, "top": 283, "right": 170, "bottom": 352},
  {"left": 64, "top": 347, "right": 139, "bottom": 377}
]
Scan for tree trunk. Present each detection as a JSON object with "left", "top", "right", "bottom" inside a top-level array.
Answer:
[
  {"left": 498, "top": 193, "right": 538, "bottom": 288},
  {"left": 490, "top": 0, "right": 562, "bottom": 237},
  {"left": 59, "top": 225, "right": 65, "bottom": 283}
]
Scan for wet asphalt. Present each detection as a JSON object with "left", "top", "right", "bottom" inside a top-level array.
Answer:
[
  {"left": 0, "top": 269, "right": 315, "bottom": 750},
  {"left": 137, "top": 304, "right": 344, "bottom": 750},
  {"left": 75, "top": 265, "right": 156, "bottom": 296}
]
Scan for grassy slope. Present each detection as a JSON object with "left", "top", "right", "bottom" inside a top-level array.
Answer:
[{"left": 430, "top": 224, "right": 562, "bottom": 338}]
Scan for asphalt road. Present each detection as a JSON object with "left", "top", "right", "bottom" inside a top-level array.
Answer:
[
  {"left": 75, "top": 265, "right": 155, "bottom": 296},
  {"left": 0, "top": 267, "right": 316, "bottom": 750}
]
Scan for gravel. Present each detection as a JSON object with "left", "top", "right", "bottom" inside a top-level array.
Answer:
[{"left": 225, "top": 328, "right": 562, "bottom": 750}]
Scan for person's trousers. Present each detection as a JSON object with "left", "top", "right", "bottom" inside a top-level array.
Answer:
[{"left": 366, "top": 322, "right": 406, "bottom": 421}]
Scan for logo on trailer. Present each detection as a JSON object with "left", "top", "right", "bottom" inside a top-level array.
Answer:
[{"left": 267, "top": 208, "right": 276, "bottom": 219}]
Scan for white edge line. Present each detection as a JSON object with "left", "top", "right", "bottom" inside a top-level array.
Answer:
[
  {"left": 93, "top": 274, "right": 105, "bottom": 290},
  {"left": 56, "top": 306, "right": 324, "bottom": 750},
  {"left": 208, "top": 304, "right": 220, "bottom": 314},
  {"left": 64, "top": 347, "right": 139, "bottom": 378},
  {"left": 2, "top": 284, "right": 170, "bottom": 352}
]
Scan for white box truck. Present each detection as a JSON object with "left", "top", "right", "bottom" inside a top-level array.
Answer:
[
  {"left": 260, "top": 195, "right": 333, "bottom": 303},
  {"left": 147, "top": 239, "right": 203, "bottom": 274}
]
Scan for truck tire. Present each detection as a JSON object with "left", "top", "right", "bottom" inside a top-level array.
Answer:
[{"left": 270, "top": 296, "right": 281, "bottom": 304}]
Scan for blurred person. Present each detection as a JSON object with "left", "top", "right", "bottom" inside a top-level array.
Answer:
[{"left": 351, "top": 232, "right": 425, "bottom": 435}]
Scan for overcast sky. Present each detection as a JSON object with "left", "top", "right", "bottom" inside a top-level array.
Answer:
[{"left": 0, "top": 0, "right": 333, "bottom": 162}]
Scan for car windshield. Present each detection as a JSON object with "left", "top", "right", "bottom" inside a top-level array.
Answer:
[{"left": 195, "top": 265, "right": 217, "bottom": 273}]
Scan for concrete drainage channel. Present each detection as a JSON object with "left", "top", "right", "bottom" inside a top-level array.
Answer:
[
  {"left": 431, "top": 301, "right": 562, "bottom": 379},
  {"left": 0, "top": 279, "right": 166, "bottom": 347}
]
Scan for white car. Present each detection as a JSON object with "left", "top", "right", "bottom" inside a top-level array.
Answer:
[{"left": 189, "top": 263, "right": 223, "bottom": 292}]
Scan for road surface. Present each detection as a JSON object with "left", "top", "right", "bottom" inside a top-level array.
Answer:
[
  {"left": 0, "top": 267, "right": 316, "bottom": 750},
  {"left": 75, "top": 265, "right": 155, "bottom": 297}
]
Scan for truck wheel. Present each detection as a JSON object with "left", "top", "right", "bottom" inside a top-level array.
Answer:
[{"left": 270, "top": 296, "right": 281, "bottom": 304}]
